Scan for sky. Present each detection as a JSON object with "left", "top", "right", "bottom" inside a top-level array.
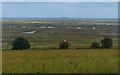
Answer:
[
  {"left": 1, "top": 0, "right": 119, "bottom": 2},
  {"left": 1, "top": 2, "right": 118, "bottom": 18}
]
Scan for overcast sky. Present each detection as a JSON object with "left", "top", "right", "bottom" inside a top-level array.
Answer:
[{"left": 2, "top": 2, "right": 118, "bottom": 18}]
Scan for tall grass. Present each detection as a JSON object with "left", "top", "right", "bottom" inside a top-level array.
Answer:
[{"left": 2, "top": 49, "right": 118, "bottom": 73}]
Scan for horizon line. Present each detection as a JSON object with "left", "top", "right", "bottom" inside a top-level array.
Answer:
[{"left": 2, "top": 17, "right": 118, "bottom": 19}]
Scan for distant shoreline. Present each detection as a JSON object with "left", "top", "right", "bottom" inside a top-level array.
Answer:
[{"left": 1, "top": 18, "right": 118, "bottom": 20}]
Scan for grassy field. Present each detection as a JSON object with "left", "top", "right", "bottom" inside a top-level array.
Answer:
[
  {"left": 2, "top": 49, "right": 118, "bottom": 73},
  {"left": 2, "top": 20, "right": 119, "bottom": 73}
]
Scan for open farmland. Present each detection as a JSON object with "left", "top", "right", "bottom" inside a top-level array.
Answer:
[
  {"left": 2, "top": 20, "right": 118, "bottom": 50},
  {"left": 2, "top": 49, "right": 118, "bottom": 73}
]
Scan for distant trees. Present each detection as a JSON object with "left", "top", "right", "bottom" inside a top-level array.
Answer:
[
  {"left": 10, "top": 37, "right": 112, "bottom": 50},
  {"left": 59, "top": 40, "right": 69, "bottom": 49},
  {"left": 90, "top": 42, "right": 100, "bottom": 49},
  {"left": 101, "top": 37, "right": 113, "bottom": 49},
  {"left": 11, "top": 37, "right": 31, "bottom": 50}
]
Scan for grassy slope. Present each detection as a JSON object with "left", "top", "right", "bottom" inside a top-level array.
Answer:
[{"left": 3, "top": 49, "right": 118, "bottom": 73}]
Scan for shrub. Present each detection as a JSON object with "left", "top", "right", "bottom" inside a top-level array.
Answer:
[
  {"left": 90, "top": 42, "right": 100, "bottom": 49},
  {"left": 11, "top": 37, "right": 31, "bottom": 50},
  {"left": 59, "top": 40, "right": 69, "bottom": 49},
  {"left": 101, "top": 37, "right": 113, "bottom": 49}
]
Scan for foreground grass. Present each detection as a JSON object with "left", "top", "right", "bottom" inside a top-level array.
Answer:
[{"left": 2, "top": 49, "right": 118, "bottom": 73}]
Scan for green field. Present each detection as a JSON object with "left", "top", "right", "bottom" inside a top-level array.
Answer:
[{"left": 3, "top": 49, "right": 118, "bottom": 73}]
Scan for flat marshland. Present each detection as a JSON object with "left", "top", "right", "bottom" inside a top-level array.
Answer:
[{"left": 2, "top": 20, "right": 118, "bottom": 49}]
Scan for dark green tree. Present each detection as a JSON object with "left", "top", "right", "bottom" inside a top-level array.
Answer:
[
  {"left": 90, "top": 42, "right": 100, "bottom": 49},
  {"left": 59, "top": 40, "right": 69, "bottom": 49},
  {"left": 101, "top": 37, "right": 113, "bottom": 49},
  {"left": 11, "top": 37, "right": 31, "bottom": 50}
]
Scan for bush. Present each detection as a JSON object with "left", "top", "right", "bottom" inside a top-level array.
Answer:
[
  {"left": 59, "top": 40, "right": 69, "bottom": 49},
  {"left": 90, "top": 42, "right": 100, "bottom": 49},
  {"left": 11, "top": 37, "right": 31, "bottom": 50},
  {"left": 101, "top": 37, "right": 113, "bottom": 49}
]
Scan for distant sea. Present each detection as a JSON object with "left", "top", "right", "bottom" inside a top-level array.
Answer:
[{"left": 2, "top": 18, "right": 118, "bottom": 20}]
